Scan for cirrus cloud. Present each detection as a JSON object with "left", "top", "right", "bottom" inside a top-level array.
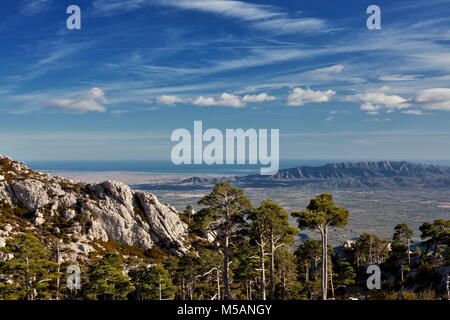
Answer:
[
  {"left": 402, "top": 109, "right": 423, "bottom": 115},
  {"left": 309, "top": 64, "right": 344, "bottom": 74},
  {"left": 379, "top": 74, "right": 421, "bottom": 81},
  {"left": 93, "top": 0, "right": 328, "bottom": 35}
]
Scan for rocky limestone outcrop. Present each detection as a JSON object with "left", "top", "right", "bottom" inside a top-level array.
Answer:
[{"left": 0, "top": 155, "right": 189, "bottom": 257}]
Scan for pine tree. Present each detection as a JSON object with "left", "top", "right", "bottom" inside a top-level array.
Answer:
[
  {"left": 292, "top": 193, "right": 348, "bottom": 300},
  {"left": 295, "top": 240, "right": 322, "bottom": 283},
  {"left": 177, "top": 251, "right": 200, "bottom": 300},
  {"left": 194, "top": 248, "right": 224, "bottom": 300},
  {"left": 83, "top": 253, "right": 134, "bottom": 300},
  {"left": 231, "top": 239, "right": 259, "bottom": 300},
  {"left": 274, "top": 246, "right": 302, "bottom": 300},
  {"left": 353, "top": 233, "right": 389, "bottom": 266},
  {"left": 0, "top": 233, "right": 58, "bottom": 300},
  {"left": 334, "top": 262, "right": 356, "bottom": 293},
  {"left": 129, "top": 263, "right": 176, "bottom": 300},
  {"left": 247, "top": 205, "right": 271, "bottom": 300},
  {"left": 198, "top": 182, "right": 251, "bottom": 300},
  {"left": 419, "top": 219, "right": 449, "bottom": 258},
  {"left": 248, "top": 200, "right": 297, "bottom": 300},
  {"left": 393, "top": 223, "right": 414, "bottom": 264}
]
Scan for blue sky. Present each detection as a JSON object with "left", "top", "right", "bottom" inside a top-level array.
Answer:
[{"left": 1, "top": 0, "right": 450, "bottom": 161}]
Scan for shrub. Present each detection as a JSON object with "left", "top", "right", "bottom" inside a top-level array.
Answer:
[
  {"left": 145, "top": 245, "right": 168, "bottom": 262},
  {"left": 401, "top": 291, "right": 418, "bottom": 300}
]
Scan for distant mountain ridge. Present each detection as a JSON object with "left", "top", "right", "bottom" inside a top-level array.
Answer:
[
  {"left": 266, "top": 161, "right": 450, "bottom": 180},
  {"left": 174, "top": 161, "right": 450, "bottom": 189}
]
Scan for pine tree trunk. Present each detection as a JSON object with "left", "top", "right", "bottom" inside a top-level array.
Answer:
[
  {"left": 321, "top": 227, "right": 328, "bottom": 300},
  {"left": 407, "top": 238, "right": 411, "bottom": 265},
  {"left": 224, "top": 235, "right": 231, "bottom": 300},
  {"left": 401, "top": 264, "right": 404, "bottom": 288},
  {"left": 330, "top": 267, "right": 334, "bottom": 299},
  {"left": 269, "top": 230, "right": 275, "bottom": 300},
  {"left": 217, "top": 270, "right": 221, "bottom": 300},
  {"left": 259, "top": 238, "right": 266, "bottom": 300},
  {"left": 305, "top": 264, "right": 309, "bottom": 282}
]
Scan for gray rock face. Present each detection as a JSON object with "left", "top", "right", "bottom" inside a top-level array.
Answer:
[
  {"left": 0, "top": 182, "right": 12, "bottom": 204},
  {"left": 62, "top": 209, "right": 77, "bottom": 220},
  {"left": 0, "top": 155, "right": 189, "bottom": 256},
  {"left": 136, "top": 192, "right": 188, "bottom": 253},
  {"left": 10, "top": 180, "right": 49, "bottom": 211}
]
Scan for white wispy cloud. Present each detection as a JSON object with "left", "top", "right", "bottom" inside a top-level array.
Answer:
[
  {"left": 379, "top": 74, "right": 421, "bottom": 81},
  {"left": 154, "top": 91, "right": 275, "bottom": 108},
  {"left": 402, "top": 109, "right": 424, "bottom": 115},
  {"left": 309, "top": 64, "right": 344, "bottom": 74},
  {"left": 49, "top": 88, "right": 108, "bottom": 113},
  {"left": 252, "top": 17, "right": 327, "bottom": 34},
  {"left": 347, "top": 86, "right": 410, "bottom": 114},
  {"left": 193, "top": 93, "right": 244, "bottom": 108},
  {"left": 410, "top": 88, "right": 450, "bottom": 111},
  {"left": 287, "top": 87, "right": 336, "bottom": 106},
  {"left": 164, "top": 0, "right": 279, "bottom": 21},
  {"left": 350, "top": 87, "right": 450, "bottom": 115},
  {"left": 360, "top": 102, "right": 383, "bottom": 112},
  {"left": 242, "top": 93, "right": 275, "bottom": 103},
  {"left": 20, "top": 40, "right": 93, "bottom": 81},
  {"left": 20, "top": 0, "right": 52, "bottom": 15},
  {"left": 304, "top": 64, "right": 346, "bottom": 81},
  {"left": 92, "top": 0, "right": 328, "bottom": 34},
  {"left": 156, "top": 95, "right": 185, "bottom": 105}
]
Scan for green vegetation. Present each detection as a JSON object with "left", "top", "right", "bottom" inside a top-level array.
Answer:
[
  {"left": 292, "top": 193, "right": 349, "bottom": 300},
  {"left": 83, "top": 253, "right": 134, "bottom": 300},
  {"left": 197, "top": 182, "right": 251, "bottom": 300},
  {"left": 0, "top": 233, "right": 58, "bottom": 300},
  {"left": 129, "top": 263, "right": 176, "bottom": 300},
  {"left": 0, "top": 182, "right": 449, "bottom": 300}
]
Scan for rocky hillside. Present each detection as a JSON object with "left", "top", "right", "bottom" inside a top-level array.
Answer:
[{"left": 0, "top": 155, "right": 188, "bottom": 262}]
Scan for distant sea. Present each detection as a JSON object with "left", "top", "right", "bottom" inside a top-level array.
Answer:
[{"left": 25, "top": 159, "right": 450, "bottom": 175}]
